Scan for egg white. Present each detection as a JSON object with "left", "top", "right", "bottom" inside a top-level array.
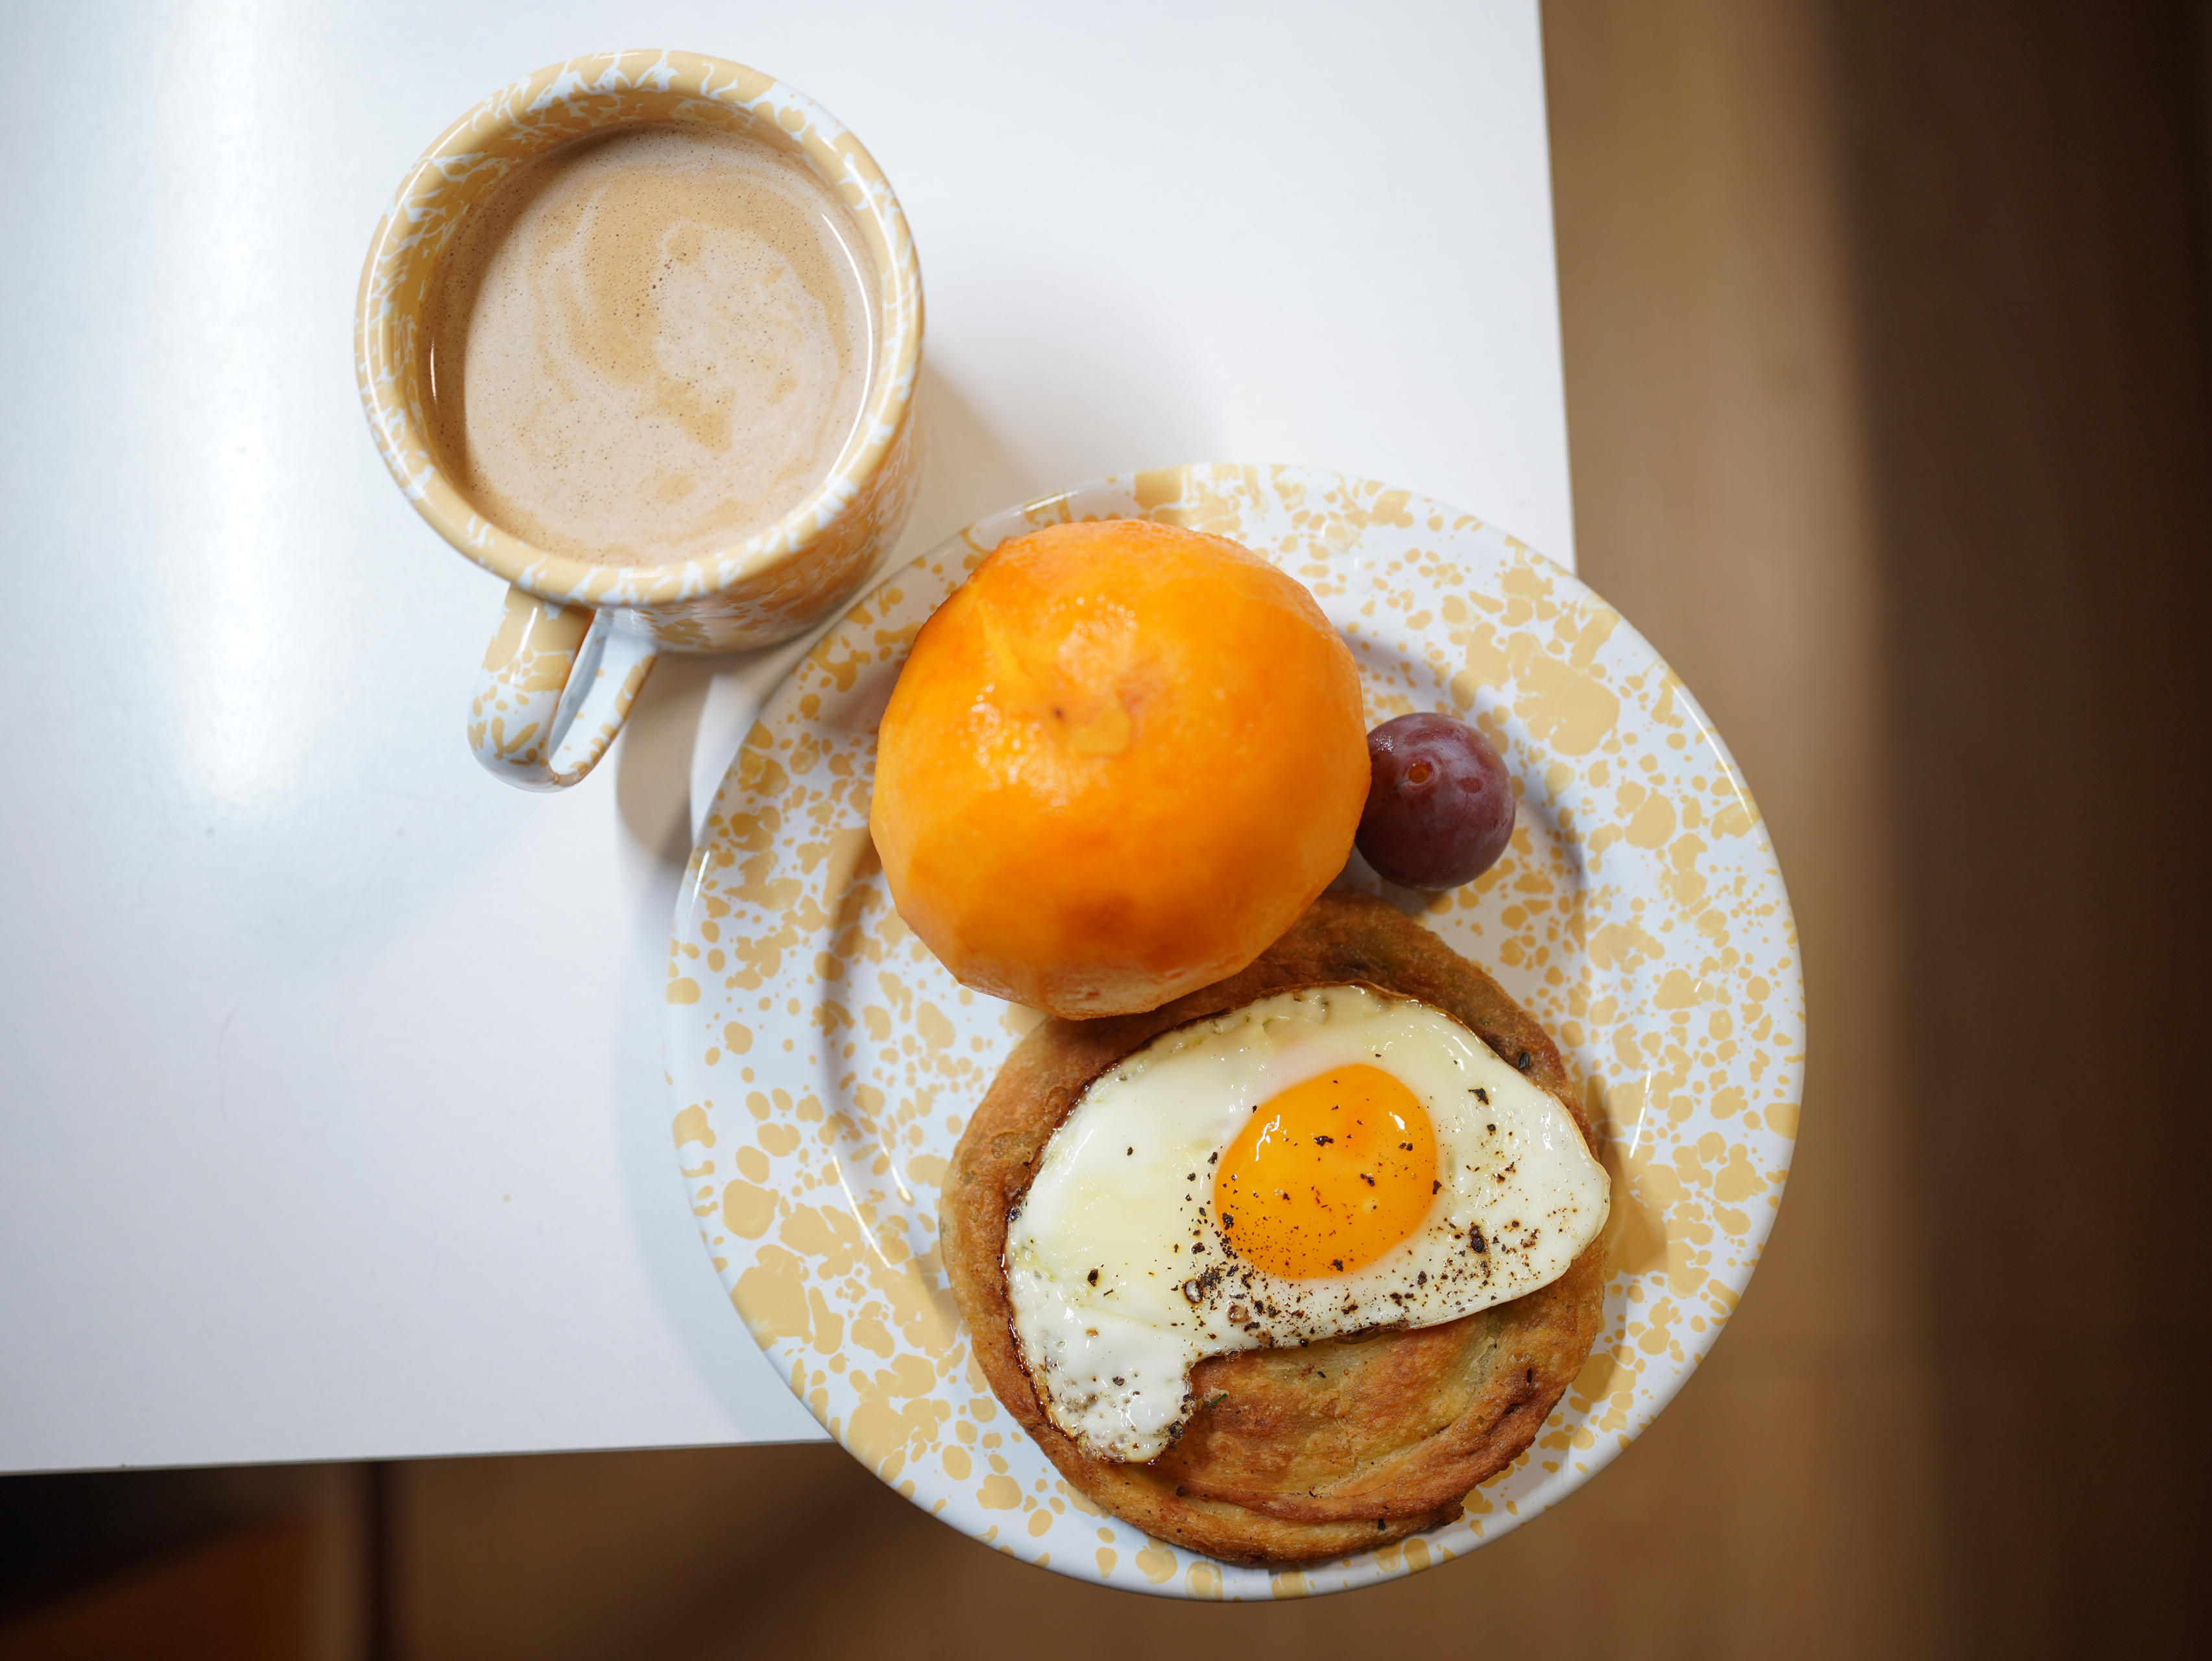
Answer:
[{"left": 1003, "top": 986, "right": 1611, "bottom": 1464}]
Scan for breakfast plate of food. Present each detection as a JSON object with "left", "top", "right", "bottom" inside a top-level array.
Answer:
[{"left": 665, "top": 461, "right": 1803, "bottom": 1599}]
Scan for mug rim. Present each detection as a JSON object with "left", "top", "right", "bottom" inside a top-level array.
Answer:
[{"left": 353, "top": 49, "right": 923, "bottom": 612}]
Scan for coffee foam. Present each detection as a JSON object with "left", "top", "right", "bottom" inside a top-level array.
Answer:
[{"left": 422, "top": 123, "right": 877, "bottom": 568}]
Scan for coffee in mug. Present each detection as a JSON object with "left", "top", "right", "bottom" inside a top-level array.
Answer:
[
  {"left": 355, "top": 53, "right": 924, "bottom": 792},
  {"left": 420, "top": 123, "right": 880, "bottom": 569}
]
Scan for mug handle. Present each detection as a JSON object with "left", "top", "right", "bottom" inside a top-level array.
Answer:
[{"left": 468, "top": 584, "right": 660, "bottom": 790}]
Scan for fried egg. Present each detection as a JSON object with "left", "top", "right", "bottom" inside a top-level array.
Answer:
[{"left": 1004, "top": 986, "right": 1611, "bottom": 1462}]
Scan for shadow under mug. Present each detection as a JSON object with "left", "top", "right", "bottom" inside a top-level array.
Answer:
[{"left": 354, "top": 51, "right": 923, "bottom": 790}]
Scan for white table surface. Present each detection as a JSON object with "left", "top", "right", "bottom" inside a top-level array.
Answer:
[{"left": 0, "top": 0, "right": 1571, "bottom": 1472}]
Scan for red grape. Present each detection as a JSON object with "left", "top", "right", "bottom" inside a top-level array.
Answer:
[{"left": 1356, "top": 713, "right": 1515, "bottom": 890}]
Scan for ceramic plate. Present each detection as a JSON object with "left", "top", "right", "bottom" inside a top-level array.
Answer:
[{"left": 665, "top": 463, "right": 1803, "bottom": 1599}]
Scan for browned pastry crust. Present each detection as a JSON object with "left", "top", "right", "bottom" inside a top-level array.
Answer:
[{"left": 941, "top": 891, "right": 1609, "bottom": 1567}]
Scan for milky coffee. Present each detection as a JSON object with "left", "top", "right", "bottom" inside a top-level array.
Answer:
[{"left": 421, "top": 124, "right": 878, "bottom": 568}]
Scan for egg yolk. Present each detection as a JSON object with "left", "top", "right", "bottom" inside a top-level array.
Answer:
[{"left": 1212, "top": 1064, "right": 1439, "bottom": 1278}]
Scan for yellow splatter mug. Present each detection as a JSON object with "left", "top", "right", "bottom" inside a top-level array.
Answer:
[{"left": 355, "top": 51, "right": 923, "bottom": 789}]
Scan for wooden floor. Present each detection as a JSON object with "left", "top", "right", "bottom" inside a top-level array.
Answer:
[{"left": 5, "top": 3, "right": 2204, "bottom": 1655}]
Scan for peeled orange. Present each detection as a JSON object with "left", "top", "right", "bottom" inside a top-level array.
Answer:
[{"left": 869, "top": 518, "right": 1367, "bottom": 1017}]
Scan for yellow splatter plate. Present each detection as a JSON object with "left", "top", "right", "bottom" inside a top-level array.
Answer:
[{"left": 666, "top": 464, "right": 1803, "bottom": 1598}]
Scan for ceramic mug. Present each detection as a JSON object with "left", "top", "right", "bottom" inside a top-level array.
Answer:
[{"left": 355, "top": 51, "right": 923, "bottom": 789}]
